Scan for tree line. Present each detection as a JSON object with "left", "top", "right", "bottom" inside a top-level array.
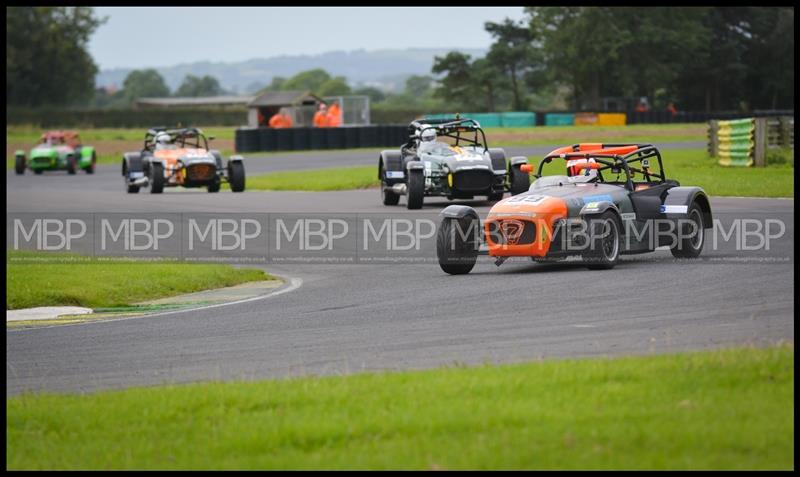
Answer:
[
  {"left": 7, "top": 6, "right": 793, "bottom": 113},
  {"left": 433, "top": 6, "right": 794, "bottom": 113}
]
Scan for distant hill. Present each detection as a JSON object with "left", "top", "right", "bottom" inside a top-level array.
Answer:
[{"left": 95, "top": 47, "right": 487, "bottom": 94}]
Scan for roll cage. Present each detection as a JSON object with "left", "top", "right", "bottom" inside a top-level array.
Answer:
[
  {"left": 143, "top": 127, "right": 210, "bottom": 152},
  {"left": 535, "top": 143, "right": 668, "bottom": 191},
  {"left": 404, "top": 117, "right": 489, "bottom": 154}
]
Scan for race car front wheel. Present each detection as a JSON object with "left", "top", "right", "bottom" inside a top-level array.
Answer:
[
  {"left": 85, "top": 152, "right": 96, "bottom": 174},
  {"left": 583, "top": 211, "right": 620, "bottom": 270},
  {"left": 14, "top": 155, "right": 26, "bottom": 175},
  {"left": 670, "top": 202, "right": 705, "bottom": 258},
  {"left": 437, "top": 215, "right": 479, "bottom": 275},
  {"left": 406, "top": 170, "right": 424, "bottom": 210},
  {"left": 509, "top": 164, "right": 530, "bottom": 195},
  {"left": 149, "top": 163, "right": 165, "bottom": 194},
  {"left": 67, "top": 156, "right": 77, "bottom": 175},
  {"left": 229, "top": 161, "right": 246, "bottom": 192}
]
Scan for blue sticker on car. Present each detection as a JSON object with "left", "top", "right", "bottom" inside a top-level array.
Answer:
[{"left": 582, "top": 194, "right": 613, "bottom": 204}]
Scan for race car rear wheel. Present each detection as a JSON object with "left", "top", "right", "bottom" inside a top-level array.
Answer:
[
  {"left": 149, "top": 162, "right": 165, "bottom": 194},
  {"left": 14, "top": 154, "right": 26, "bottom": 175},
  {"left": 509, "top": 164, "right": 530, "bottom": 195},
  {"left": 487, "top": 192, "right": 504, "bottom": 202},
  {"left": 85, "top": 152, "right": 96, "bottom": 174},
  {"left": 229, "top": 161, "right": 246, "bottom": 192},
  {"left": 437, "top": 215, "right": 479, "bottom": 275},
  {"left": 381, "top": 166, "right": 400, "bottom": 206},
  {"left": 583, "top": 211, "right": 620, "bottom": 270},
  {"left": 406, "top": 169, "right": 424, "bottom": 209},
  {"left": 670, "top": 202, "right": 705, "bottom": 258},
  {"left": 67, "top": 155, "right": 77, "bottom": 175}
]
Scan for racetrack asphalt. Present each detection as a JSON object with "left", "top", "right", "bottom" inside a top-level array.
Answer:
[{"left": 6, "top": 141, "right": 794, "bottom": 395}]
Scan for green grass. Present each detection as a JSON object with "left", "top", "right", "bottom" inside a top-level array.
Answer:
[
  {"left": 482, "top": 122, "right": 706, "bottom": 145},
  {"left": 232, "top": 165, "right": 379, "bottom": 191},
  {"left": 6, "top": 344, "right": 793, "bottom": 470},
  {"left": 6, "top": 126, "right": 235, "bottom": 143},
  {"left": 237, "top": 148, "right": 793, "bottom": 197},
  {"left": 6, "top": 251, "right": 273, "bottom": 310}
]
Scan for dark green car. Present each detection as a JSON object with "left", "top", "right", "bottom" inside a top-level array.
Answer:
[{"left": 15, "top": 130, "right": 97, "bottom": 175}]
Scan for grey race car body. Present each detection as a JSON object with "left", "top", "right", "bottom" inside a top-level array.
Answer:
[{"left": 378, "top": 117, "right": 530, "bottom": 209}]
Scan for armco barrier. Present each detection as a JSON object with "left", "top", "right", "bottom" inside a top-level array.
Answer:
[
  {"left": 500, "top": 112, "right": 536, "bottom": 127},
  {"left": 595, "top": 113, "right": 627, "bottom": 126},
  {"left": 574, "top": 113, "right": 599, "bottom": 126},
  {"left": 544, "top": 113, "right": 575, "bottom": 126},
  {"left": 234, "top": 125, "right": 410, "bottom": 153}
]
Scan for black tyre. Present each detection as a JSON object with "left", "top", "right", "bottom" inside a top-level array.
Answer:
[
  {"left": 66, "top": 155, "right": 77, "bottom": 175},
  {"left": 509, "top": 164, "right": 530, "bottom": 195},
  {"left": 487, "top": 192, "right": 504, "bottom": 202},
  {"left": 207, "top": 178, "right": 221, "bottom": 193},
  {"left": 34, "top": 169, "right": 43, "bottom": 175},
  {"left": 406, "top": 169, "right": 424, "bottom": 209},
  {"left": 437, "top": 215, "right": 479, "bottom": 275},
  {"left": 381, "top": 164, "right": 400, "bottom": 205},
  {"left": 149, "top": 162, "right": 165, "bottom": 194},
  {"left": 14, "top": 154, "right": 26, "bottom": 175},
  {"left": 228, "top": 161, "right": 245, "bottom": 192},
  {"left": 582, "top": 210, "right": 621, "bottom": 270},
  {"left": 84, "top": 152, "right": 96, "bottom": 174},
  {"left": 670, "top": 202, "right": 705, "bottom": 258}
]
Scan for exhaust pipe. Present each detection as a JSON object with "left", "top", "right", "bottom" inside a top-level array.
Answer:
[{"left": 391, "top": 183, "right": 407, "bottom": 195}]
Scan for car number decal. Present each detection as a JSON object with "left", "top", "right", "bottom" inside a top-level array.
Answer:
[
  {"left": 386, "top": 171, "right": 404, "bottom": 179},
  {"left": 506, "top": 194, "right": 548, "bottom": 205},
  {"left": 661, "top": 205, "right": 688, "bottom": 214}
]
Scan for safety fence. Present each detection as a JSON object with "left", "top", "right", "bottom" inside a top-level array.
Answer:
[
  {"left": 235, "top": 125, "right": 408, "bottom": 153},
  {"left": 425, "top": 112, "right": 536, "bottom": 128},
  {"left": 708, "top": 116, "right": 794, "bottom": 167}
]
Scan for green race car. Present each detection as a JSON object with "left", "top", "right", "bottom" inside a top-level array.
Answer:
[{"left": 14, "top": 130, "right": 97, "bottom": 175}]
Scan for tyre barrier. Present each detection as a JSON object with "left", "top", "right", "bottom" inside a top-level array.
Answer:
[
  {"left": 275, "top": 128, "right": 294, "bottom": 151},
  {"left": 292, "top": 127, "right": 311, "bottom": 151}
]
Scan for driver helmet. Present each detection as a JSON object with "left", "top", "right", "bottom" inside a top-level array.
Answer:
[
  {"left": 154, "top": 132, "right": 172, "bottom": 147},
  {"left": 420, "top": 128, "right": 436, "bottom": 143},
  {"left": 566, "top": 158, "right": 598, "bottom": 182}
]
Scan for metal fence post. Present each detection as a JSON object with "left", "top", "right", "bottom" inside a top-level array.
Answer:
[
  {"left": 708, "top": 120, "right": 719, "bottom": 157},
  {"left": 779, "top": 116, "right": 792, "bottom": 148},
  {"left": 753, "top": 117, "right": 767, "bottom": 167}
]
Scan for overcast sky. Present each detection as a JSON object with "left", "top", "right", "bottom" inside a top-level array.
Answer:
[{"left": 89, "top": 7, "right": 527, "bottom": 70}]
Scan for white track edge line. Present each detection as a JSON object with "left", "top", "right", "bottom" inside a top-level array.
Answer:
[{"left": 6, "top": 276, "right": 303, "bottom": 333}]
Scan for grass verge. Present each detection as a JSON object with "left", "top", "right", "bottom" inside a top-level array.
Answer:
[
  {"left": 6, "top": 344, "right": 793, "bottom": 470},
  {"left": 7, "top": 123, "right": 706, "bottom": 169},
  {"left": 6, "top": 251, "right": 274, "bottom": 310},
  {"left": 237, "top": 148, "right": 793, "bottom": 197}
]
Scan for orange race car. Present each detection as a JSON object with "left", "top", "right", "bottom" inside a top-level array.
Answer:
[
  {"left": 121, "top": 127, "right": 245, "bottom": 194},
  {"left": 435, "top": 143, "right": 713, "bottom": 274}
]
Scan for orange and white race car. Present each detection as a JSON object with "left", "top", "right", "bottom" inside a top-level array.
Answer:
[
  {"left": 122, "top": 127, "right": 245, "bottom": 194},
  {"left": 436, "top": 143, "right": 713, "bottom": 274}
]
